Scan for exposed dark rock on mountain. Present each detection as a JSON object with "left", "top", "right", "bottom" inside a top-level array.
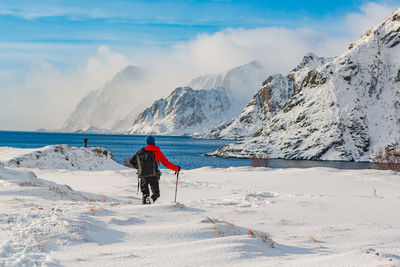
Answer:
[
  {"left": 126, "top": 87, "right": 233, "bottom": 135},
  {"left": 198, "top": 53, "right": 329, "bottom": 139}
]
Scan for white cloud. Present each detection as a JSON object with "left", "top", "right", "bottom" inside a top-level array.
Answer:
[
  {"left": 344, "top": 2, "right": 398, "bottom": 37},
  {"left": 131, "top": 25, "right": 352, "bottom": 95},
  {"left": 154, "top": 2, "right": 398, "bottom": 78},
  {"left": 82, "top": 46, "right": 130, "bottom": 90},
  {"left": 0, "top": 46, "right": 130, "bottom": 131}
]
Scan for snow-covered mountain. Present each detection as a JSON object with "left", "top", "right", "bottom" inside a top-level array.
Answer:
[
  {"left": 210, "top": 8, "right": 400, "bottom": 161},
  {"left": 126, "top": 87, "right": 232, "bottom": 135},
  {"left": 60, "top": 66, "right": 148, "bottom": 133},
  {"left": 199, "top": 53, "right": 330, "bottom": 139},
  {"left": 126, "top": 61, "right": 266, "bottom": 136},
  {"left": 61, "top": 61, "right": 265, "bottom": 134}
]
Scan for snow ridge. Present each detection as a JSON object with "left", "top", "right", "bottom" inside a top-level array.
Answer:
[{"left": 0, "top": 145, "right": 123, "bottom": 171}]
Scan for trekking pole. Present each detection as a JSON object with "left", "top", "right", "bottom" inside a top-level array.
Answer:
[
  {"left": 137, "top": 177, "right": 140, "bottom": 195},
  {"left": 174, "top": 171, "right": 179, "bottom": 203}
]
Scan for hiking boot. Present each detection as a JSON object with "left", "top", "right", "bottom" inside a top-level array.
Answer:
[{"left": 151, "top": 195, "right": 158, "bottom": 203}]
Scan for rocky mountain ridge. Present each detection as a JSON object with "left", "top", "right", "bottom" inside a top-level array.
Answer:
[
  {"left": 210, "top": 8, "right": 400, "bottom": 161},
  {"left": 198, "top": 53, "right": 330, "bottom": 139},
  {"left": 126, "top": 87, "right": 232, "bottom": 135}
]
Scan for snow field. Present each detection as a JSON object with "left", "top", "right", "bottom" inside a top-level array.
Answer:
[
  {"left": 0, "top": 165, "right": 399, "bottom": 266},
  {"left": 0, "top": 146, "right": 400, "bottom": 266}
]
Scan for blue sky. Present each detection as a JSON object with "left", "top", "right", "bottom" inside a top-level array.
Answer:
[
  {"left": 0, "top": 0, "right": 393, "bottom": 45},
  {"left": 0, "top": 0, "right": 399, "bottom": 130},
  {"left": 0, "top": 0, "right": 398, "bottom": 74}
]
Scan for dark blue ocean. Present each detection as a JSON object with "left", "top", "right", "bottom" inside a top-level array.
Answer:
[
  {"left": 0, "top": 131, "right": 250, "bottom": 169},
  {"left": 0, "top": 131, "right": 373, "bottom": 170}
]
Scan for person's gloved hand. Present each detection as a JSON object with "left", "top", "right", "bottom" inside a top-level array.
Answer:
[{"left": 175, "top": 166, "right": 181, "bottom": 174}]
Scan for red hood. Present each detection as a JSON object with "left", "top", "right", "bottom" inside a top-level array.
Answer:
[{"left": 144, "top": 145, "right": 160, "bottom": 151}]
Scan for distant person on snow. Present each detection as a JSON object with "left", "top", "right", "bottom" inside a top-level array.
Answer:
[
  {"left": 84, "top": 138, "right": 88, "bottom": 147},
  {"left": 128, "top": 136, "right": 180, "bottom": 205}
]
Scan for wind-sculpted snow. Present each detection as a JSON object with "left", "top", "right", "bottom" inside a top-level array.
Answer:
[
  {"left": 200, "top": 53, "right": 330, "bottom": 139},
  {"left": 0, "top": 145, "right": 123, "bottom": 170},
  {"left": 0, "top": 167, "right": 109, "bottom": 266},
  {"left": 211, "top": 8, "right": 400, "bottom": 161},
  {"left": 0, "top": 167, "right": 104, "bottom": 201}
]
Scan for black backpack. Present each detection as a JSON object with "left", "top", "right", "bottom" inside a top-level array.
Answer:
[{"left": 135, "top": 148, "right": 158, "bottom": 178}]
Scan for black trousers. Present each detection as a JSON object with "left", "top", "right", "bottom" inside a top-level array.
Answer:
[{"left": 140, "top": 176, "right": 160, "bottom": 203}]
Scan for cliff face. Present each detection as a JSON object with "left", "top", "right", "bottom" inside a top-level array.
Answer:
[
  {"left": 210, "top": 9, "right": 400, "bottom": 161},
  {"left": 199, "top": 53, "right": 329, "bottom": 140},
  {"left": 126, "top": 87, "right": 233, "bottom": 135}
]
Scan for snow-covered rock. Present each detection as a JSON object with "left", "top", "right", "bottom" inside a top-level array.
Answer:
[
  {"left": 126, "top": 87, "right": 234, "bottom": 135},
  {"left": 127, "top": 61, "right": 266, "bottom": 136},
  {"left": 0, "top": 145, "right": 123, "bottom": 170},
  {"left": 200, "top": 53, "right": 330, "bottom": 139},
  {"left": 60, "top": 66, "right": 148, "bottom": 133},
  {"left": 211, "top": 8, "right": 400, "bottom": 161}
]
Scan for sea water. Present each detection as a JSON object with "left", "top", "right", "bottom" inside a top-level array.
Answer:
[
  {"left": 0, "top": 131, "right": 249, "bottom": 169},
  {"left": 0, "top": 131, "right": 373, "bottom": 170}
]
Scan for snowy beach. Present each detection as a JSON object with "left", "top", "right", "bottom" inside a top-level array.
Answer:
[{"left": 0, "top": 146, "right": 399, "bottom": 266}]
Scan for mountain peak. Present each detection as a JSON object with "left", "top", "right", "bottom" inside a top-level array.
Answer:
[
  {"left": 349, "top": 7, "right": 400, "bottom": 50},
  {"left": 291, "top": 53, "right": 326, "bottom": 72}
]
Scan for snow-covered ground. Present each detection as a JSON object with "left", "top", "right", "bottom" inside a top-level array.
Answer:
[
  {"left": 0, "top": 145, "right": 121, "bottom": 171},
  {"left": 1, "top": 146, "right": 399, "bottom": 266}
]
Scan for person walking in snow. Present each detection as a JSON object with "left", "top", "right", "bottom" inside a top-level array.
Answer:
[
  {"left": 128, "top": 136, "right": 180, "bottom": 205},
  {"left": 84, "top": 138, "right": 88, "bottom": 147}
]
